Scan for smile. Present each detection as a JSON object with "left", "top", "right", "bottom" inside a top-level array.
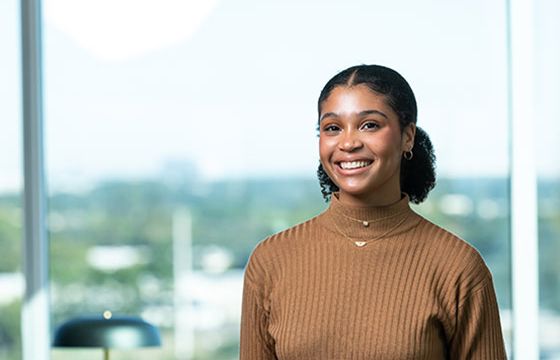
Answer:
[{"left": 338, "top": 160, "right": 372, "bottom": 170}]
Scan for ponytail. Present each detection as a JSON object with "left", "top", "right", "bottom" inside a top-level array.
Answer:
[{"left": 400, "top": 126, "right": 436, "bottom": 204}]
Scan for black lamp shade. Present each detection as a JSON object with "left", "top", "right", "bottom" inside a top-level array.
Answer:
[{"left": 53, "top": 315, "right": 161, "bottom": 349}]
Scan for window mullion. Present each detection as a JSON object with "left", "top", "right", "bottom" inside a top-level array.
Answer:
[{"left": 21, "top": 0, "right": 50, "bottom": 359}]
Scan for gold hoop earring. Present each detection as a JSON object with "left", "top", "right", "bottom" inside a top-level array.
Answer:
[{"left": 403, "top": 150, "right": 413, "bottom": 160}]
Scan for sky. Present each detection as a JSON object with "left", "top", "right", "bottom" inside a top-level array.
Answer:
[{"left": 1, "top": 0, "right": 559, "bottom": 193}]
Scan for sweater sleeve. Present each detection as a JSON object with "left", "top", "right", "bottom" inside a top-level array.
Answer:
[
  {"left": 447, "top": 262, "right": 508, "bottom": 359},
  {"left": 239, "top": 243, "right": 277, "bottom": 359}
]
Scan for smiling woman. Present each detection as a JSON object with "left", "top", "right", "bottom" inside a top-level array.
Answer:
[
  {"left": 239, "top": 65, "right": 508, "bottom": 359},
  {"left": 316, "top": 65, "right": 435, "bottom": 207},
  {"left": 318, "top": 84, "right": 414, "bottom": 207}
]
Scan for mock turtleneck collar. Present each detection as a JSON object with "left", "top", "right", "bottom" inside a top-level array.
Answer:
[{"left": 319, "top": 192, "right": 420, "bottom": 241}]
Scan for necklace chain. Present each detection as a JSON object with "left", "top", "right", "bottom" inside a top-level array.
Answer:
[
  {"left": 333, "top": 208, "right": 408, "bottom": 227},
  {"left": 332, "top": 212, "right": 411, "bottom": 248}
]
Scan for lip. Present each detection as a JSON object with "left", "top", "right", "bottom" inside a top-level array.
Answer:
[
  {"left": 335, "top": 158, "right": 373, "bottom": 164},
  {"left": 333, "top": 159, "right": 373, "bottom": 176}
]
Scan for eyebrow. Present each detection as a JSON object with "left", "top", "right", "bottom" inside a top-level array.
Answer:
[{"left": 319, "top": 109, "right": 388, "bottom": 122}]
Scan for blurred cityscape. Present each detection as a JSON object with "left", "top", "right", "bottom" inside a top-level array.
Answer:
[{"left": 0, "top": 175, "right": 559, "bottom": 359}]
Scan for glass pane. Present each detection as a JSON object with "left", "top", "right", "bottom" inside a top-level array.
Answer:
[
  {"left": 0, "top": 1, "right": 23, "bottom": 359},
  {"left": 410, "top": 1, "right": 511, "bottom": 352},
  {"left": 536, "top": 1, "right": 560, "bottom": 358},
  {"left": 44, "top": 1, "right": 511, "bottom": 358}
]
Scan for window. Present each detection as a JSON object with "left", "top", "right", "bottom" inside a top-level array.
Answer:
[
  {"left": 536, "top": 0, "right": 560, "bottom": 358},
  {"left": 0, "top": 1, "right": 23, "bottom": 359},
  {"left": 44, "top": 2, "right": 513, "bottom": 359}
]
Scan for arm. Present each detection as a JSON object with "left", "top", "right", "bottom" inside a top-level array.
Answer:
[
  {"left": 239, "top": 278, "right": 277, "bottom": 359},
  {"left": 448, "top": 274, "right": 508, "bottom": 359},
  {"left": 239, "top": 242, "right": 277, "bottom": 360}
]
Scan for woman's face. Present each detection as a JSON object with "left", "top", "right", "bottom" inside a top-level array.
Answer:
[{"left": 318, "top": 84, "right": 415, "bottom": 206}]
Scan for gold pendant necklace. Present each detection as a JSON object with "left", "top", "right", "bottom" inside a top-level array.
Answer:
[
  {"left": 333, "top": 208, "right": 408, "bottom": 228},
  {"left": 332, "top": 213, "right": 410, "bottom": 248}
]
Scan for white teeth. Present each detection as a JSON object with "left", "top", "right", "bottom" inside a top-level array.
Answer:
[{"left": 339, "top": 161, "right": 371, "bottom": 169}]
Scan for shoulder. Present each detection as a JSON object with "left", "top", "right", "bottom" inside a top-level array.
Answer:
[
  {"left": 251, "top": 213, "right": 323, "bottom": 257},
  {"left": 414, "top": 214, "right": 488, "bottom": 267},
  {"left": 412, "top": 217, "right": 503, "bottom": 342},
  {"left": 412, "top": 213, "right": 493, "bottom": 292},
  {"left": 243, "top": 213, "right": 323, "bottom": 285}
]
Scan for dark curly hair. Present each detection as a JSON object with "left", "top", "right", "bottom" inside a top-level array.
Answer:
[{"left": 317, "top": 64, "right": 436, "bottom": 204}]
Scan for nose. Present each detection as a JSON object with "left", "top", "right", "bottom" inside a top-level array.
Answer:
[{"left": 339, "top": 130, "right": 363, "bottom": 152}]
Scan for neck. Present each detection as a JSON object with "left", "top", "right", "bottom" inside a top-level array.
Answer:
[
  {"left": 319, "top": 192, "right": 417, "bottom": 242},
  {"left": 337, "top": 189, "right": 402, "bottom": 208}
]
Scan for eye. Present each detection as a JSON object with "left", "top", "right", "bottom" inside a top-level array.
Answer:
[
  {"left": 361, "top": 121, "right": 380, "bottom": 131},
  {"left": 322, "top": 124, "right": 341, "bottom": 133}
]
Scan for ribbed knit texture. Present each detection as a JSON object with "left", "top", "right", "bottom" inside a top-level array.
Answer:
[{"left": 240, "top": 193, "right": 507, "bottom": 359}]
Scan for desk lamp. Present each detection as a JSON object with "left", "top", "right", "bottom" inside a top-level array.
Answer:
[{"left": 53, "top": 311, "right": 161, "bottom": 360}]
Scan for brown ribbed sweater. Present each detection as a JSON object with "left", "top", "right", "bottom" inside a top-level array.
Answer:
[{"left": 240, "top": 193, "right": 507, "bottom": 359}]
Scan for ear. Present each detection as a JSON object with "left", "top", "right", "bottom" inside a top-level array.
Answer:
[{"left": 401, "top": 123, "right": 416, "bottom": 151}]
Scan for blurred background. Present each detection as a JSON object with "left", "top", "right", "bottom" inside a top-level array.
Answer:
[{"left": 1, "top": 0, "right": 559, "bottom": 359}]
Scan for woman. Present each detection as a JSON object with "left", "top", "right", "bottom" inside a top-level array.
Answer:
[{"left": 240, "top": 65, "right": 507, "bottom": 359}]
